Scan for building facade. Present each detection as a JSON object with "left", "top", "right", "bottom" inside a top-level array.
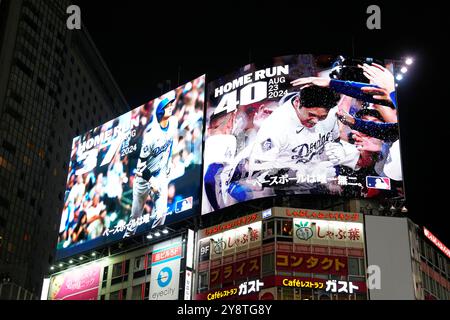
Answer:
[
  {"left": 41, "top": 204, "right": 449, "bottom": 300},
  {"left": 195, "top": 207, "right": 368, "bottom": 301},
  {"left": 0, "top": 0, "right": 128, "bottom": 299},
  {"left": 42, "top": 230, "right": 194, "bottom": 301}
]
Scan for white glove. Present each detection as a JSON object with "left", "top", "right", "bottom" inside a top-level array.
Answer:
[
  {"left": 325, "top": 141, "right": 360, "bottom": 170},
  {"left": 149, "top": 176, "right": 161, "bottom": 199},
  {"left": 325, "top": 143, "right": 346, "bottom": 166}
]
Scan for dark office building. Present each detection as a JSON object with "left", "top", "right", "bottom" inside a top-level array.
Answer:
[{"left": 0, "top": 0, "right": 128, "bottom": 299}]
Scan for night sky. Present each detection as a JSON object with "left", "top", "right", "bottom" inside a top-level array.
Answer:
[{"left": 74, "top": 1, "right": 448, "bottom": 245}]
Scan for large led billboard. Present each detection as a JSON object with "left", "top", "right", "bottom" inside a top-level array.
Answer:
[
  {"left": 57, "top": 76, "right": 205, "bottom": 259},
  {"left": 202, "top": 54, "right": 404, "bottom": 215}
]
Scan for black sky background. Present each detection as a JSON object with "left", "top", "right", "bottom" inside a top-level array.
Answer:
[{"left": 73, "top": 0, "right": 449, "bottom": 245}]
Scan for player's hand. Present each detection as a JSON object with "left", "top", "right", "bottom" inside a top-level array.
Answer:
[
  {"left": 336, "top": 109, "right": 356, "bottom": 126},
  {"left": 355, "top": 136, "right": 383, "bottom": 152},
  {"left": 324, "top": 143, "right": 346, "bottom": 166},
  {"left": 291, "top": 77, "right": 330, "bottom": 89},
  {"left": 359, "top": 63, "right": 395, "bottom": 94}
]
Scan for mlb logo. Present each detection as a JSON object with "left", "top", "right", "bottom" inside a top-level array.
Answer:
[
  {"left": 261, "top": 139, "right": 273, "bottom": 152},
  {"left": 175, "top": 197, "right": 193, "bottom": 213},
  {"left": 366, "top": 176, "right": 391, "bottom": 190}
]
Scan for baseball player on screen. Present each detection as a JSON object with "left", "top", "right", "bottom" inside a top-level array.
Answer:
[
  {"left": 248, "top": 85, "right": 361, "bottom": 193},
  {"left": 130, "top": 91, "right": 178, "bottom": 229}
]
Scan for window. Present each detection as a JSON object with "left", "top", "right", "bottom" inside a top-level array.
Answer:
[
  {"left": 134, "top": 255, "right": 145, "bottom": 272},
  {"left": 198, "top": 272, "right": 208, "bottom": 292},
  {"left": 15, "top": 58, "right": 33, "bottom": 78},
  {"left": 348, "top": 257, "right": 362, "bottom": 276},
  {"left": 102, "top": 266, "right": 109, "bottom": 288},
  {"left": 277, "top": 287, "right": 295, "bottom": 300},
  {"left": 276, "top": 219, "right": 293, "bottom": 241},
  {"left": 111, "top": 260, "right": 130, "bottom": 285},
  {"left": 262, "top": 253, "right": 274, "bottom": 276},
  {"left": 2, "top": 141, "right": 16, "bottom": 155},
  {"left": 131, "top": 284, "right": 143, "bottom": 300},
  {"left": 112, "top": 262, "right": 122, "bottom": 278},
  {"left": 263, "top": 220, "right": 274, "bottom": 239},
  {"left": 109, "top": 290, "right": 120, "bottom": 300}
]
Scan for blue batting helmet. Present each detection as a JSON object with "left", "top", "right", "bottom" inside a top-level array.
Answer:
[{"left": 156, "top": 92, "right": 176, "bottom": 122}]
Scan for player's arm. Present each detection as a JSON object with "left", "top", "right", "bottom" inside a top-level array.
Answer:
[
  {"left": 337, "top": 110, "right": 399, "bottom": 142},
  {"left": 291, "top": 77, "right": 390, "bottom": 106},
  {"left": 136, "top": 126, "right": 158, "bottom": 181},
  {"left": 204, "top": 163, "right": 223, "bottom": 211}
]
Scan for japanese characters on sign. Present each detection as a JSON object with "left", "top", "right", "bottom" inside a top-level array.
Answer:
[
  {"left": 200, "top": 221, "right": 262, "bottom": 260},
  {"left": 48, "top": 263, "right": 101, "bottom": 300},
  {"left": 293, "top": 218, "right": 364, "bottom": 248},
  {"left": 276, "top": 252, "right": 348, "bottom": 275},
  {"left": 276, "top": 207, "right": 362, "bottom": 223},
  {"left": 203, "top": 213, "right": 260, "bottom": 237},
  {"left": 325, "top": 280, "right": 359, "bottom": 294},
  {"left": 282, "top": 279, "right": 325, "bottom": 289},
  {"left": 424, "top": 227, "right": 450, "bottom": 259},
  {"left": 210, "top": 257, "right": 261, "bottom": 287},
  {"left": 57, "top": 77, "right": 205, "bottom": 260},
  {"left": 149, "top": 238, "right": 182, "bottom": 300},
  {"left": 206, "top": 280, "right": 264, "bottom": 300},
  {"left": 280, "top": 277, "right": 362, "bottom": 294}
]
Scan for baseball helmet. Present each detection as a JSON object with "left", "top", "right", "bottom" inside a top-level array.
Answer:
[{"left": 156, "top": 91, "right": 176, "bottom": 122}]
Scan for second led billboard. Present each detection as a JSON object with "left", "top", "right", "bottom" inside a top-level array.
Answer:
[
  {"left": 57, "top": 76, "right": 205, "bottom": 259},
  {"left": 202, "top": 54, "right": 404, "bottom": 215}
]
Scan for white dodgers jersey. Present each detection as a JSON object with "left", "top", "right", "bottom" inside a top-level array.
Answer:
[
  {"left": 140, "top": 116, "right": 177, "bottom": 177},
  {"left": 249, "top": 97, "right": 340, "bottom": 172}
]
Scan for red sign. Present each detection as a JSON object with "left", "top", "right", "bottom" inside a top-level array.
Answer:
[
  {"left": 196, "top": 275, "right": 367, "bottom": 300},
  {"left": 276, "top": 252, "right": 348, "bottom": 275},
  {"left": 152, "top": 245, "right": 182, "bottom": 264},
  {"left": 270, "top": 276, "right": 367, "bottom": 293},
  {"left": 204, "top": 213, "right": 259, "bottom": 237},
  {"left": 209, "top": 257, "right": 261, "bottom": 287},
  {"left": 424, "top": 227, "right": 450, "bottom": 259},
  {"left": 284, "top": 208, "right": 360, "bottom": 222},
  {"left": 195, "top": 283, "right": 259, "bottom": 301}
]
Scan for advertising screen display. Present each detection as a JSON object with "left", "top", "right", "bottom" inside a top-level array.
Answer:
[
  {"left": 47, "top": 263, "right": 101, "bottom": 300},
  {"left": 202, "top": 54, "right": 404, "bottom": 215},
  {"left": 57, "top": 76, "right": 205, "bottom": 259}
]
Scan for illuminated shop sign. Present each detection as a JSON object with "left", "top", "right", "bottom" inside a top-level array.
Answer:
[
  {"left": 203, "top": 213, "right": 260, "bottom": 237},
  {"left": 293, "top": 218, "right": 364, "bottom": 248},
  {"left": 275, "top": 207, "right": 362, "bottom": 222},
  {"left": 276, "top": 252, "right": 348, "bottom": 275},
  {"left": 199, "top": 221, "right": 262, "bottom": 261},
  {"left": 281, "top": 278, "right": 360, "bottom": 294},
  {"left": 207, "top": 280, "right": 264, "bottom": 301},
  {"left": 424, "top": 227, "right": 450, "bottom": 259},
  {"left": 210, "top": 257, "right": 261, "bottom": 287}
]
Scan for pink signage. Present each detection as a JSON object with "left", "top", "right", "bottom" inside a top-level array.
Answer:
[{"left": 49, "top": 263, "right": 101, "bottom": 300}]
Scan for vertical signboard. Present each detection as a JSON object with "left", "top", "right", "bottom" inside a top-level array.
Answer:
[
  {"left": 40, "top": 278, "right": 50, "bottom": 300},
  {"left": 184, "top": 270, "right": 192, "bottom": 300},
  {"left": 150, "top": 236, "right": 182, "bottom": 300},
  {"left": 186, "top": 229, "right": 195, "bottom": 269}
]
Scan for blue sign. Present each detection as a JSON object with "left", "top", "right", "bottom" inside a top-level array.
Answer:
[{"left": 157, "top": 267, "right": 173, "bottom": 288}]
